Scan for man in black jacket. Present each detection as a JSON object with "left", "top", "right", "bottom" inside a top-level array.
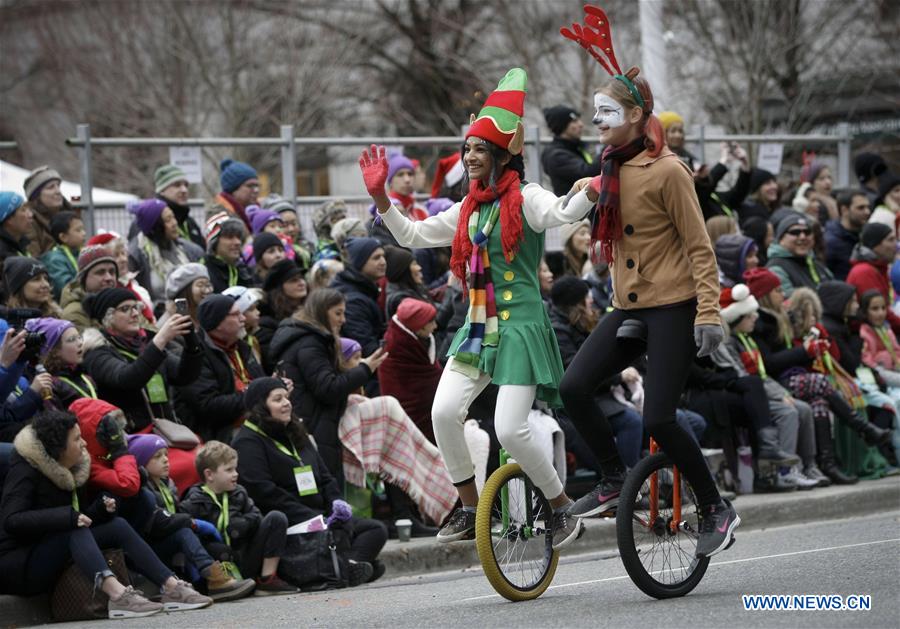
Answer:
[
  {"left": 174, "top": 295, "right": 264, "bottom": 442},
  {"left": 540, "top": 106, "right": 601, "bottom": 196}
]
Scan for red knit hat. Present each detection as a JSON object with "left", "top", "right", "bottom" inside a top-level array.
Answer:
[
  {"left": 86, "top": 232, "right": 120, "bottom": 247},
  {"left": 396, "top": 298, "right": 437, "bottom": 332},
  {"left": 742, "top": 267, "right": 781, "bottom": 299}
]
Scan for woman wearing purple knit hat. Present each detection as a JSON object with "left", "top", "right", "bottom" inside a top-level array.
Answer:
[
  {"left": 368, "top": 153, "right": 429, "bottom": 247},
  {"left": 126, "top": 199, "right": 204, "bottom": 307}
]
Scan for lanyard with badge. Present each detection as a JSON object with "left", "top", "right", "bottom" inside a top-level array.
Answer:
[
  {"left": 157, "top": 479, "right": 176, "bottom": 514},
  {"left": 244, "top": 421, "right": 318, "bottom": 496},
  {"left": 58, "top": 374, "right": 98, "bottom": 400},
  {"left": 56, "top": 245, "right": 78, "bottom": 271},
  {"left": 201, "top": 486, "right": 232, "bottom": 545},
  {"left": 736, "top": 332, "right": 767, "bottom": 379},
  {"left": 874, "top": 326, "right": 899, "bottom": 367},
  {"left": 115, "top": 347, "right": 169, "bottom": 404}
]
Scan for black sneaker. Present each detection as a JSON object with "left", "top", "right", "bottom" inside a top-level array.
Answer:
[
  {"left": 367, "top": 560, "right": 386, "bottom": 583},
  {"left": 436, "top": 508, "right": 476, "bottom": 543},
  {"left": 254, "top": 574, "right": 299, "bottom": 596},
  {"left": 550, "top": 508, "right": 585, "bottom": 551},
  {"left": 696, "top": 498, "right": 740, "bottom": 557},
  {"left": 348, "top": 560, "right": 374, "bottom": 586},
  {"left": 568, "top": 472, "right": 625, "bottom": 518}
]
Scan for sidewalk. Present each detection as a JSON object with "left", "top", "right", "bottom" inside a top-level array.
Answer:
[{"left": 2, "top": 476, "right": 898, "bottom": 627}]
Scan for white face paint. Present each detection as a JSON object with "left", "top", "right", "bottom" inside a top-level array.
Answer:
[{"left": 592, "top": 93, "right": 625, "bottom": 128}]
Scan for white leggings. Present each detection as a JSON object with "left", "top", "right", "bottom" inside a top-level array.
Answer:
[{"left": 430, "top": 358, "right": 564, "bottom": 499}]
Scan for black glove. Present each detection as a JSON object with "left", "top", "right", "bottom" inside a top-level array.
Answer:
[{"left": 96, "top": 413, "right": 128, "bottom": 460}]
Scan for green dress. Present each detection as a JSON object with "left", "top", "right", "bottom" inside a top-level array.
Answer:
[{"left": 446, "top": 202, "right": 565, "bottom": 407}]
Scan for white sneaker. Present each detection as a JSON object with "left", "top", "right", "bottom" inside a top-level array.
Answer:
[{"left": 783, "top": 465, "right": 817, "bottom": 490}]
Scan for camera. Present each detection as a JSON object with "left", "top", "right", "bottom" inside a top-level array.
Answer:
[{"left": 0, "top": 306, "right": 46, "bottom": 362}]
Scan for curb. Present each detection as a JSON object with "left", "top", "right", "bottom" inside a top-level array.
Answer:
[
  {"left": 378, "top": 476, "right": 900, "bottom": 577},
  {"left": 2, "top": 477, "right": 898, "bottom": 627}
]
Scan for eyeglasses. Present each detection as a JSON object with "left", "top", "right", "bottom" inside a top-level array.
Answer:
[
  {"left": 786, "top": 229, "right": 811, "bottom": 237},
  {"left": 115, "top": 303, "right": 141, "bottom": 314}
]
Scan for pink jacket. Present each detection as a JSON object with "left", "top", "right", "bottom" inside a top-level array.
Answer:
[{"left": 860, "top": 322, "right": 900, "bottom": 370}]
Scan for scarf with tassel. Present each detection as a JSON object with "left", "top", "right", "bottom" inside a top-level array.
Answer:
[
  {"left": 449, "top": 169, "right": 524, "bottom": 375},
  {"left": 591, "top": 136, "right": 647, "bottom": 264}
]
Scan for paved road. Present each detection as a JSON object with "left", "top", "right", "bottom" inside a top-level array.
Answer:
[{"left": 61, "top": 511, "right": 900, "bottom": 628}]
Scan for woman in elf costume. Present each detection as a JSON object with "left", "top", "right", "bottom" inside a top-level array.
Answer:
[
  {"left": 557, "top": 5, "right": 739, "bottom": 558},
  {"left": 359, "top": 68, "right": 595, "bottom": 549}
]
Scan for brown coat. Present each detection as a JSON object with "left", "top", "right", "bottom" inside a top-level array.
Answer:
[{"left": 609, "top": 147, "right": 720, "bottom": 326}]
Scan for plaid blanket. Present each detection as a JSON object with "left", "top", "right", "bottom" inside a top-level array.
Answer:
[{"left": 339, "top": 394, "right": 457, "bottom": 525}]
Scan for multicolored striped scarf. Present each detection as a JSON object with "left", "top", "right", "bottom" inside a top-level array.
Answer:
[
  {"left": 591, "top": 135, "right": 647, "bottom": 264},
  {"left": 452, "top": 201, "right": 501, "bottom": 376}
]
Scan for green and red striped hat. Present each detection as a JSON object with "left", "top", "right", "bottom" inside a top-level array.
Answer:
[{"left": 466, "top": 68, "right": 527, "bottom": 155}]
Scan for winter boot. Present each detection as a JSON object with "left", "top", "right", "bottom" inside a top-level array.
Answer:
[
  {"left": 826, "top": 392, "right": 892, "bottom": 447},
  {"left": 756, "top": 426, "right": 801, "bottom": 465},
  {"left": 813, "top": 417, "right": 857, "bottom": 485},
  {"left": 202, "top": 561, "right": 256, "bottom": 601}
]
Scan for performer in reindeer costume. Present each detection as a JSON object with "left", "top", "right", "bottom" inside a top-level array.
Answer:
[
  {"left": 557, "top": 5, "right": 740, "bottom": 558},
  {"left": 359, "top": 68, "right": 596, "bottom": 549}
]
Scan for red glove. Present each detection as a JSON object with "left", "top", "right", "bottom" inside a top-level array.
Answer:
[
  {"left": 358, "top": 144, "right": 389, "bottom": 197},
  {"left": 805, "top": 339, "right": 829, "bottom": 358}
]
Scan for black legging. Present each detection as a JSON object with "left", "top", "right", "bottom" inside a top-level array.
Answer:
[
  {"left": 21, "top": 517, "right": 173, "bottom": 596},
  {"left": 559, "top": 302, "right": 721, "bottom": 507}
]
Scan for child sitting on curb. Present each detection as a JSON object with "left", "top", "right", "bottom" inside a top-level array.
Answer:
[
  {"left": 126, "top": 434, "right": 257, "bottom": 601},
  {"left": 181, "top": 441, "right": 298, "bottom": 595}
]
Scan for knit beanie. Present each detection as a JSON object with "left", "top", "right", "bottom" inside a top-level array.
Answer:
[
  {"left": 742, "top": 267, "right": 781, "bottom": 299},
  {"left": 543, "top": 105, "right": 580, "bottom": 136},
  {"left": 396, "top": 298, "right": 437, "bottom": 332},
  {"left": 657, "top": 111, "right": 684, "bottom": 131},
  {"left": 126, "top": 434, "right": 167, "bottom": 467},
  {"left": 388, "top": 154, "right": 415, "bottom": 183},
  {"left": 219, "top": 158, "right": 258, "bottom": 193},
  {"left": 345, "top": 237, "right": 383, "bottom": 272},
  {"left": 75, "top": 245, "right": 117, "bottom": 283},
  {"left": 719, "top": 284, "right": 759, "bottom": 324},
  {"left": 252, "top": 232, "right": 284, "bottom": 264},
  {"left": 128, "top": 198, "right": 167, "bottom": 236},
  {"left": 262, "top": 194, "right": 294, "bottom": 214},
  {"left": 425, "top": 197, "right": 454, "bottom": 217},
  {"left": 330, "top": 217, "right": 365, "bottom": 244},
  {"left": 559, "top": 219, "right": 590, "bottom": 247},
  {"left": 205, "top": 212, "right": 246, "bottom": 252},
  {"left": 817, "top": 280, "right": 857, "bottom": 319},
  {"left": 24, "top": 317, "right": 75, "bottom": 356},
  {"left": 775, "top": 214, "right": 810, "bottom": 242},
  {"left": 165, "top": 262, "right": 209, "bottom": 300},
  {"left": 86, "top": 232, "right": 120, "bottom": 247},
  {"left": 550, "top": 275, "right": 589, "bottom": 309},
  {"left": 875, "top": 173, "right": 900, "bottom": 207},
  {"left": 715, "top": 234, "right": 757, "bottom": 284},
  {"left": 466, "top": 68, "right": 527, "bottom": 155},
  {"left": 197, "top": 294, "right": 237, "bottom": 332},
  {"left": 312, "top": 199, "right": 348, "bottom": 237},
  {"left": 340, "top": 337, "right": 362, "bottom": 361},
  {"left": 749, "top": 168, "right": 776, "bottom": 193},
  {"left": 154, "top": 164, "right": 188, "bottom": 194},
  {"left": 223, "top": 286, "right": 262, "bottom": 313},
  {"left": 800, "top": 161, "right": 827, "bottom": 184},
  {"left": 860, "top": 221, "right": 893, "bottom": 250},
  {"left": 250, "top": 209, "right": 282, "bottom": 235},
  {"left": 263, "top": 258, "right": 304, "bottom": 292},
  {"left": 384, "top": 246, "right": 415, "bottom": 283},
  {"left": 84, "top": 287, "right": 136, "bottom": 322},
  {"left": 3, "top": 257, "right": 47, "bottom": 297},
  {"left": 243, "top": 377, "right": 287, "bottom": 411},
  {"left": 23, "top": 166, "right": 61, "bottom": 201},
  {"left": 854, "top": 153, "right": 886, "bottom": 184},
  {"left": 0, "top": 191, "right": 24, "bottom": 223}
]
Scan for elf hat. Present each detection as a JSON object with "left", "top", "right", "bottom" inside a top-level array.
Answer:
[
  {"left": 719, "top": 283, "right": 759, "bottom": 324},
  {"left": 465, "top": 68, "right": 527, "bottom": 155}
]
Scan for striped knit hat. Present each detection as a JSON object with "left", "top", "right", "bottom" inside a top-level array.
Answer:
[
  {"left": 154, "top": 164, "right": 188, "bottom": 194},
  {"left": 466, "top": 68, "right": 527, "bottom": 155},
  {"left": 205, "top": 211, "right": 246, "bottom": 252}
]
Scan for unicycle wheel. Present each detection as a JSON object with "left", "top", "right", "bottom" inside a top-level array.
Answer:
[
  {"left": 475, "top": 463, "right": 559, "bottom": 601},
  {"left": 615, "top": 452, "right": 710, "bottom": 599}
]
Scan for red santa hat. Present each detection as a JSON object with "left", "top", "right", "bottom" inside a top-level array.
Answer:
[{"left": 719, "top": 283, "right": 759, "bottom": 324}]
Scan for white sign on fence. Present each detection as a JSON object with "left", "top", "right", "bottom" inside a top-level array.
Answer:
[
  {"left": 756, "top": 143, "right": 784, "bottom": 175},
  {"left": 168, "top": 147, "right": 203, "bottom": 184}
]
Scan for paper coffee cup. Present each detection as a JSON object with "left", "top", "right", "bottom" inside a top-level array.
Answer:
[{"left": 395, "top": 518, "right": 413, "bottom": 542}]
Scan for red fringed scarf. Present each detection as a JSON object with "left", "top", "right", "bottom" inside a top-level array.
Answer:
[
  {"left": 592, "top": 136, "right": 647, "bottom": 264},
  {"left": 451, "top": 169, "right": 524, "bottom": 291}
]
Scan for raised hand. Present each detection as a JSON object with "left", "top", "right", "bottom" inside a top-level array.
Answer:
[{"left": 359, "top": 144, "right": 389, "bottom": 198}]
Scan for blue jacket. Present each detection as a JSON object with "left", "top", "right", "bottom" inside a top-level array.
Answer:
[{"left": 824, "top": 220, "right": 859, "bottom": 281}]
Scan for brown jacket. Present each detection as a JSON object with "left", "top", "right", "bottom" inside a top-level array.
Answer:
[{"left": 609, "top": 147, "right": 720, "bottom": 326}]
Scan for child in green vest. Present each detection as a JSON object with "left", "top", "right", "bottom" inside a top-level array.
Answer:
[{"left": 40, "top": 211, "right": 85, "bottom": 301}]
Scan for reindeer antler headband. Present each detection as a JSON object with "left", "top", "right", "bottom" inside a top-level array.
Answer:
[{"left": 560, "top": 5, "right": 645, "bottom": 109}]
